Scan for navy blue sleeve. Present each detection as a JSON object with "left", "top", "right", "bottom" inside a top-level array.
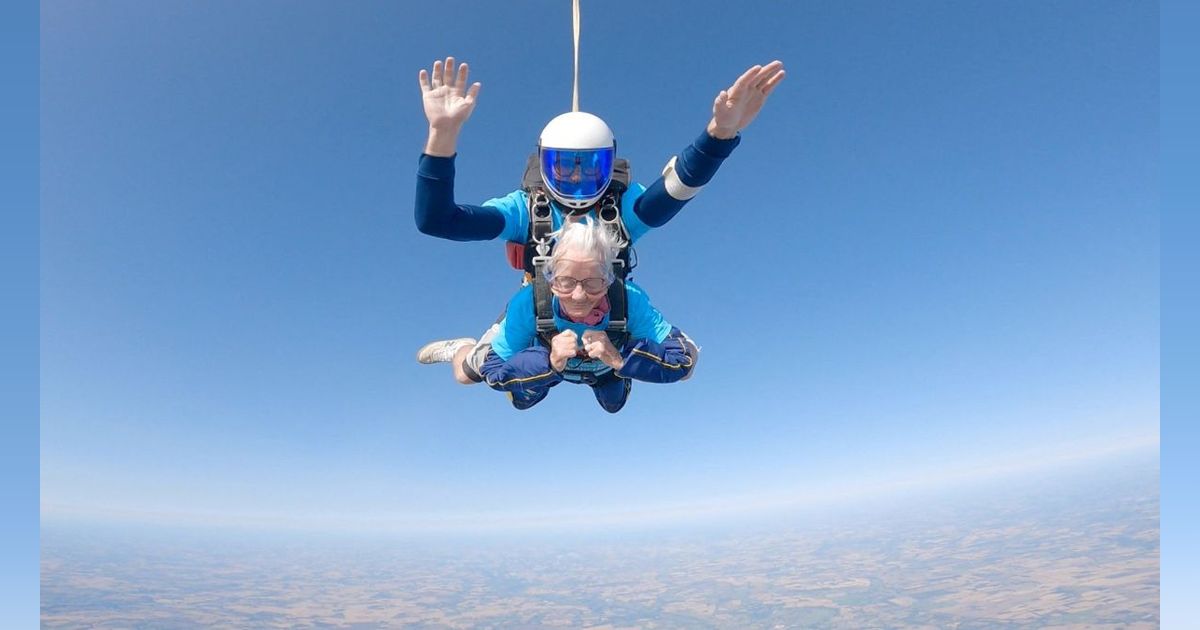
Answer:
[
  {"left": 480, "top": 347, "right": 565, "bottom": 395},
  {"left": 616, "top": 327, "right": 696, "bottom": 383},
  {"left": 415, "top": 154, "right": 507, "bottom": 241},
  {"left": 632, "top": 131, "right": 742, "bottom": 228}
]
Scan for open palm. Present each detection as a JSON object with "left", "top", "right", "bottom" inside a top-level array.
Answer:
[
  {"left": 419, "top": 57, "right": 481, "bottom": 131},
  {"left": 711, "top": 60, "right": 786, "bottom": 137}
]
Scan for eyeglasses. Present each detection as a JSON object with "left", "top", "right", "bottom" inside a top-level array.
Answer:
[
  {"left": 550, "top": 158, "right": 603, "bottom": 179},
  {"left": 550, "top": 276, "right": 609, "bottom": 294}
]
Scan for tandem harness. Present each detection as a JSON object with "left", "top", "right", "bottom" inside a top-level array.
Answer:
[{"left": 504, "top": 153, "right": 636, "bottom": 385}]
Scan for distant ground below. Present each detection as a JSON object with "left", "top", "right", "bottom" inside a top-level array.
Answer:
[{"left": 42, "top": 454, "right": 1158, "bottom": 628}]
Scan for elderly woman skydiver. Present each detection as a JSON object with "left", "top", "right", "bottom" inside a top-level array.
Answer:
[{"left": 417, "top": 219, "right": 698, "bottom": 413}]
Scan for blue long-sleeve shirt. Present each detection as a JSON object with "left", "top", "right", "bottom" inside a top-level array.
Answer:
[{"left": 414, "top": 131, "right": 740, "bottom": 242}]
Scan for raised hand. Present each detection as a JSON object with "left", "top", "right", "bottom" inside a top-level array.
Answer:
[
  {"left": 418, "top": 56, "right": 481, "bottom": 133},
  {"left": 708, "top": 60, "right": 786, "bottom": 139},
  {"left": 581, "top": 330, "right": 625, "bottom": 371}
]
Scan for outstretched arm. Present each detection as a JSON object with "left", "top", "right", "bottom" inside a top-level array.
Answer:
[
  {"left": 616, "top": 327, "right": 697, "bottom": 384},
  {"left": 414, "top": 57, "right": 507, "bottom": 240},
  {"left": 415, "top": 155, "right": 506, "bottom": 241},
  {"left": 631, "top": 61, "right": 787, "bottom": 230}
]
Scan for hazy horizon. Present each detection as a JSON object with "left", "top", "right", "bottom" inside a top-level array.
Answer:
[{"left": 42, "top": 437, "right": 1158, "bottom": 540}]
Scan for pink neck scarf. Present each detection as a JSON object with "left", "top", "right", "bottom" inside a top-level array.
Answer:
[{"left": 560, "top": 295, "right": 611, "bottom": 326}]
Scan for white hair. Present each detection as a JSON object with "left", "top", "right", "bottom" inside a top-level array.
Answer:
[{"left": 545, "top": 218, "right": 618, "bottom": 282}]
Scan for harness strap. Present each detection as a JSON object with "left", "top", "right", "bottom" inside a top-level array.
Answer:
[
  {"left": 528, "top": 189, "right": 555, "bottom": 258},
  {"left": 528, "top": 184, "right": 557, "bottom": 337},
  {"left": 605, "top": 275, "right": 627, "bottom": 334},
  {"left": 533, "top": 266, "right": 557, "bottom": 341}
]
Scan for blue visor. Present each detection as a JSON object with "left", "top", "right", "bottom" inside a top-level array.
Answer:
[{"left": 540, "top": 147, "right": 615, "bottom": 202}]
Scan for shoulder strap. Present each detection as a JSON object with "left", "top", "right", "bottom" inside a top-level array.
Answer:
[
  {"left": 606, "top": 278, "right": 627, "bottom": 335},
  {"left": 604, "top": 278, "right": 630, "bottom": 350},
  {"left": 533, "top": 271, "right": 557, "bottom": 345}
]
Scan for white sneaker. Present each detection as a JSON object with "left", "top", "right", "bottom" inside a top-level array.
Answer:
[{"left": 416, "top": 338, "right": 476, "bottom": 364}]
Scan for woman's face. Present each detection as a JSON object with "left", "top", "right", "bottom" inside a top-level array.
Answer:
[{"left": 550, "top": 250, "right": 610, "bottom": 320}]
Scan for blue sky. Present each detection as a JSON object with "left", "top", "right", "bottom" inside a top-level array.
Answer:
[{"left": 40, "top": 0, "right": 1158, "bottom": 532}]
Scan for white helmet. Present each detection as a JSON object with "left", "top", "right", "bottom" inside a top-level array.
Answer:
[{"left": 538, "top": 111, "right": 616, "bottom": 211}]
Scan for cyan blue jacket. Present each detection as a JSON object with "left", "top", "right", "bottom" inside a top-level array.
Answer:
[
  {"left": 480, "top": 282, "right": 696, "bottom": 397},
  {"left": 414, "top": 131, "right": 740, "bottom": 242}
]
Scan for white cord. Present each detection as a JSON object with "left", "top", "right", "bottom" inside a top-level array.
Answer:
[{"left": 572, "top": 0, "right": 580, "bottom": 112}]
